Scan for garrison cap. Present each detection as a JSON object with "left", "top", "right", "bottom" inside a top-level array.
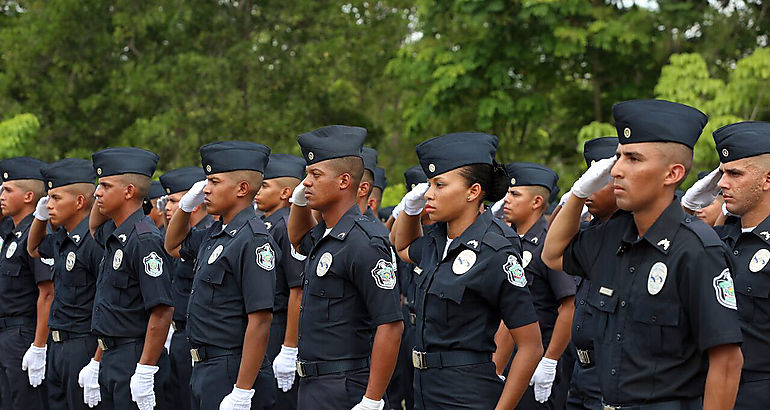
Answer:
[
  {"left": 613, "top": 99, "right": 707, "bottom": 149},
  {"left": 264, "top": 154, "right": 305, "bottom": 180},
  {"left": 159, "top": 167, "right": 205, "bottom": 195},
  {"left": 583, "top": 137, "right": 619, "bottom": 168},
  {"left": 148, "top": 181, "right": 165, "bottom": 200},
  {"left": 373, "top": 167, "right": 387, "bottom": 190},
  {"left": 40, "top": 158, "right": 95, "bottom": 189},
  {"left": 92, "top": 147, "right": 159, "bottom": 178},
  {"left": 199, "top": 141, "right": 270, "bottom": 175},
  {"left": 416, "top": 132, "right": 498, "bottom": 179},
  {"left": 505, "top": 162, "right": 558, "bottom": 192},
  {"left": 403, "top": 165, "right": 427, "bottom": 190},
  {"left": 361, "top": 147, "right": 378, "bottom": 175},
  {"left": 713, "top": 121, "right": 770, "bottom": 163},
  {"left": 297, "top": 125, "right": 367, "bottom": 165},
  {"left": 378, "top": 206, "right": 394, "bottom": 222},
  {"left": 0, "top": 157, "right": 46, "bottom": 182}
]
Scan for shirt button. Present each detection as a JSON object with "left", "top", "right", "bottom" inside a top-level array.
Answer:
[
  {"left": 320, "top": 290, "right": 325, "bottom": 296},
  {"left": 304, "top": 280, "right": 309, "bottom": 285},
  {"left": 629, "top": 267, "right": 635, "bottom": 273},
  {"left": 191, "top": 289, "right": 195, "bottom": 294},
  {"left": 734, "top": 250, "right": 740, "bottom": 256},
  {"left": 207, "top": 246, "right": 211, "bottom": 250},
  {"left": 747, "top": 287, "right": 752, "bottom": 294},
  {"left": 616, "top": 333, "right": 621, "bottom": 341},
  {"left": 600, "top": 301, "right": 605, "bottom": 307},
  {"left": 576, "top": 325, "right": 581, "bottom": 331},
  {"left": 651, "top": 315, "right": 657, "bottom": 323},
  {"left": 311, "top": 255, "right": 315, "bottom": 260},
  {"left": 579, "top": 300, "right": 585, "bottom": 305},
  {"left": 440, "top": 292, "right": 445, "bottom": 298},
  {"left": 611, "top": 368, "right": 616, "bottom": 376},
  {"left": 620, "top": 300, "right": 626, "bottom": 307}
]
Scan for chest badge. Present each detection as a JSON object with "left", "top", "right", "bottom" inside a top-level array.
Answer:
[
  {"left": 5, "top": 241, "right": 17, "bottom": 259},
  {"left": 208, "top": 245, "right": 224, "bottom": 264},
  {"left": 503, "top": 255, "right": 527, "bottom": 287},
  {"left": 143, "top": 252, "right": 163, "bottom": 277},
  {"left": 316, "top": 252, "right": 333, "bottom": 277},
  {"left": 521, "top": 250, "right": 533, "bottom": 268},
  {"left": 452, "top": 249, "right": 476, "bottom": 275},
  {"left": 256, "top": 243, "right": 276, "bottom": 270},
  {"left": 112, "top": 249, "right": 124, "bottom": 270},
  {"left": 713, "top": 268, "right": 737, "bottom": 310},
  {"left": 647, "top": 262, "right": 667, "bottom": 295},
  {"left": 371, "top": 259, "right": 397, "bottom": 290},
  {"left": 749, "top": 249, "right": 770, "bottom": 273},
  {"left": 65, "top": 252, "right": 76, "bottom": 271}
]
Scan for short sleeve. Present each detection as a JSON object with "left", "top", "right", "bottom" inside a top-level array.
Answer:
[
  {"left": 30, "top": 254, "right": 53, "bottom": 284},
  {"left": 351, "top": 236, "right": 403, "bottom": 326},
  {"left": 297, "top": 228, "right": 316, "bottom": 257},
  {"left": 562, "top": 222, "right": 607, "bottom": 281},
  {"left": 180, "top": 226, "right": 208, "bottom": 262},
  {"left": 275, "top": 225, "right": 304, "bottom": 289},
  {"left": 543, "top": 262, "right": 577, "bottom": 301},
  {"left": 37, "top": 234, "right": 56, "bottom": 259},
  {"left": 134, "top": 235, "right": 173, "bottom": 310},
  {"left": 407, "top": 235, "right": 427, "bottom": 265},
  {"left": 239, "top": 235, "right": 277, "bottom": 313},
  {"left": 485, "top": 250, "right": 538, "bottom": 330}
]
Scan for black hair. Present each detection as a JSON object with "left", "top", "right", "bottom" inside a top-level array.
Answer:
[{"left": 458, "top": 162, "right": 509, "bottom": 202}]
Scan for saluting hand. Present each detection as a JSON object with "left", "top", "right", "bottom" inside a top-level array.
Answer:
[
  {"left": 180, "top": 180, "right": 207, "bottom": 213},
  {"left": 681, "top": 167, "right": 722, "bottom": 211},
  {"left": 571, "top": 157, "right": 616, "bottom": 199},
  {"left": 33, "top": 196, "right": 50, "bottom": 221},
  {"left": 403, "top": 182, "right": 429, "bottom": 216}
]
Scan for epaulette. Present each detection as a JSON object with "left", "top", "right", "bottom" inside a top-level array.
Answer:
[
  {"left": 134, "top": 219, "right": 156, "bottom": 235},
  {"left": 248, "top": 218, "right": 268, "bottom": 236},
  {"left": 483, "top": 230, "right": 512, "bottom": 251},
  {"left": 354, "top": 216, "right": 388, "bottom": 240},
  {"left": 681, "top": 216, "right": 722, "bottom": 247}
]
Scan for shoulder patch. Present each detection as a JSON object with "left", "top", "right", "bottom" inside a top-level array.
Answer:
[
  {"left": 135, "top": 220, "right": 156, "bottom": 235},
  {"left": 681, "top": 217, "right": 722, "bottom": 247},
  {"left": 248, "top": 218, "right": 268, "bottom": 236},
  {"left": 483, "top": 231, "right": 512, "bottom": 251}
]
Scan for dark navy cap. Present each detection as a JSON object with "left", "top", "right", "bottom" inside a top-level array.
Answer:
[
  {"left": 264, "top": 154, "right": 305, "bottom": 180},
  {"left": 583, "top": 137, "right": 619, "bottom": 168},
  {"left": 361, "top": 147, "right": 378, "bottom": 175},
  {"left": 697, "top": 171, "right": 710, "bottom": 181},
  {"left": 297, "top": 125, "right": 367, "bottom": 165},
  {"left": 613, "top": 99, "right": 707, "bottom": 149},
  {"left": 505, "top": 162, "right": 558, "bottom": 192},
  {"left": 549, "top": 185, "right": 561, "bottom": 204},
  {"left": 92, "top": 147, "right": 159, "bottom": 178},
  {"left": 0, "top": 157, "right": 46, "bottom": 182},
  {"left": 148, "top": 181, "right": 165, "bottom": 199},
  {"left": 199, "top": 141, "right": 270, "bottom": 175},
  {"left": 378, "top": 206, "right": 394, "bottom": 221},
  {"left": 40, "top": 158, "right": 95, "bottom": 189},
  {"left": 713, "top": 121, "right": 770, "bottom": 163},
  {"left": 403, "top": 165, "right": 427, "bottom": 190},
  {"left": 416, "top": 132, "right": 498, "bottom": 179},
  {"left": 373, "top": 167, "right": 387, "bottom": 190},
  {"left": 160, "top": 167, "right": 205, "bottom": 195}
]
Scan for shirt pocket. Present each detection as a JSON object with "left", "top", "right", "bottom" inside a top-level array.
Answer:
[
  {"left": 587, "top": 291, "right": 618, "bottom": 343},
  {"left": 631, "top": 302, "right": 680, "bottom": 356},
  {"left": 427, "top": 283, "right": 466, "bottom": 325},
  {"left": 735, "top": 271, "right": 770, "bottom": 322},
  {"left": 196, "top": 265, "right": 226, "bottom": 304},
  {"left": 110, "top": 272, "right": 132, "bottom": 305},
  {"left": 0, "top": 263, "right": 22, "bottom": 290},
  {"left": 307, "top": 276, "right": 344, "bottom": 321},
  {"left": 61, "top": 267, "right": 89, "bottom": 287}
]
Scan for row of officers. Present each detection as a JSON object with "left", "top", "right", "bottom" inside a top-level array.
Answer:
[{"left": 0, "top": 98, "right": 766, "bottom": 410}]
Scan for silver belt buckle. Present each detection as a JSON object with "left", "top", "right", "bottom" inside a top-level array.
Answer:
[
  {"left": 411, "top": 350, "right": 427, "bottom": 369},
  {"left": 52, "top": 330, "right": 61, "bottom": 343},
  {"left": 296, "top": 361, "right": 307, "bottom": 378},
  {"left": 190, "top": 348, "right": 201, "bottom": 363},
  {"left": 577, "top": 349, "right": 591, "bottom": 365},
  {"left": 603, "top": 405, "right": 620, "bottom": 410},
  {"left": 97, "top": 338, "right": 108, "bottom": 351}
]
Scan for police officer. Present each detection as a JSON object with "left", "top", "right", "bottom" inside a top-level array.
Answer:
[
  {"left": 501, "top": 162, "right": 576, "bottom": 410},
  {"left": 287, "top": 125, "right": 403, "bottom": 410},
  {"left": 392, "top": 132, "right": 543, "bottom": 409},
  {"left": 254, "top": 153, "right": 306, "bottom": 410},
  {"left": 542, "top": 99, "right": 744, "bottom": 409},
  {"left": 87, "top": 147, "right": 174, "bottom": 410},
  {"left": 681, "top": 121, "right": 770, "bottom": 409},
  {"left": 567, "top": 137, "right": 618, "bottom": 410},
  {"left": 358, "top": 147, "right": 382, "bottom": 222},
  {"left": 158, "top": 166, "right": 213, "bottom": 410},
  {"left": 0, "top": 157, "right": 52, "bottom": 410},
  {"left": 369, "top": 167, "right": 387, "bottom": 217},
  {"left": 146, "top": 181, "right": 166, "bottom": 229},
  {"left": 164, "top": 141, "right": 277, "bottom": 410},
  {"left": 26, "top": 158, "right": 101, "bottom": 410}
]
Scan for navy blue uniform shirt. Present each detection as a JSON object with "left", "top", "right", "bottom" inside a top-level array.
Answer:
[
  {"left": 171, "top": 214, "right": 214, "bottom": 323},
  {"left": 263, "top": 207, "right": 304, "bottom": 316}
]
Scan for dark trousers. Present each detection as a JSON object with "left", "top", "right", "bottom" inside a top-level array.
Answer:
[
  {"left": 48, "top": 335, "right": 100, "bottom": 410},
  {"left": 735, "top": 377, "right": 770, "bottom": 410},
  {"left": 268, "top": 318, "right": 298, "bottom": 410},
  {"left": 99, "top": 340, "right": 170, "bottom": 410},
  {"left": 414, "top": 362, "right": 503, "bottom": 410},
  {"left": 189, "top": 353, "right": 275, "bottom": 410},
  {"left": 168, "top": 331, "right": 192, "bottom": 410},
  {"left": 566, "top": 362, "right": 602, "bottom": 410},
  {"left": 516, "top": 358, "right": 569, "bottom": 410},
  {"left": 0, "top": 325, "right": 48, "bottom": 410},
  {"left": 387, "top": 309, "right": 414, "bottom": 410},
  {"left": 298, "top": 368, "right": 388, "bottom": 410}
]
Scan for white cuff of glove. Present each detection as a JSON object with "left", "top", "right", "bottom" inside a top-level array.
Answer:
[
  {"left": 289, "top": 184, "right": 307, "bottom": 207},
  {"left": 353, "top": 396, "right": 385, "bottom": 410}
]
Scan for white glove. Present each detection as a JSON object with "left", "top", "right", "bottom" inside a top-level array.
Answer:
[
  {"left": 155, "top": 195, "right": 168, "bottom": 212},
  {"left": 390, "top": 201, "right": 405, "bottom": 220},
  {"left": 403, "top": 183, "right": 429, "bottom": 216},
  {"left": 558, "top": 189, "right": 572, "bottom": 207},
  {"left": 490, "top": 197, "right": 505, "bottom": 219},
  {"left": 272, "top": 345, "right": 298, "bottom": 392},
  {"left": 529, "top": 357, "right": 557, "bottom": 403},
  {"left": 351, "top": 396, "right": 385, "bottom": 410},
  {"left": 33, "top": 196, "right": 50, "bottom": 221},
  {"left": 78, "top": 359, "right": 102, "bottom": 408},
  {"left": 130, "top": 363, "right": 158, "bottom": 410},
  {"left": 681, "top": 168, "right": 722, "bottom": 211},
  {"left": 571, "top": 157, "right": 616, "bottom": 199},
  {"left": 179, "top": 180, "right": 207, "bottom": 213},
  {"left": 21, "top": 343, "right": 46, "bottom": 387},
  {"left": 289, "top": 184, "right": 307, "bottom": 207},
  {"left": 219, "top": 385, "right": 254, "bottom": 410}
]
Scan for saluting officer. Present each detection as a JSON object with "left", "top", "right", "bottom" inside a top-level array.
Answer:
[
  {"left": 0, "top": 157, "right": 52, "bottom": 410},
  {"left": 392, "top": 132, "right": 543, "bottom": 409},
  {"left": 164, "top": 141, "right": 277, "bottom": 410},
  {"left": 287, "top": 125, "right": 403, "bottom": 410},
  {"left": 254, "top": 153, "right": 306, "bottom": 410},
  {"left": 681, "top": 121, "right": 770, "bottom": 409},
  {"left": 26, "top": 158, "right": 101, "bottom": 410},
  {"left": 543, "top": 99, "right": 744, "bottom": 409},
  {"left": 158, "top": 166, "right": 213, "bottom": 410},
  {"left": 500, "top": 162, "right": 576, "bottom": 410},
  {"left": 87, "top": 147, "right": 174, "bottom": 410},
  {"left": 567, "top": 137, "right": 619, "bottom": 410}
]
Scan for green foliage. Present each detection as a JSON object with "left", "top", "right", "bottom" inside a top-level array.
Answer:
[
  {"left": 0, "top": 113, "right": 40, "bottom": 156},
  {"left": 382, "top": 183, "right": 406, "bottom": 208}
]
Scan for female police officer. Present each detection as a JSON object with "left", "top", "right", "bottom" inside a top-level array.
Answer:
[{"left": 393, "top": 132, "right": 542, "bottom": 409}]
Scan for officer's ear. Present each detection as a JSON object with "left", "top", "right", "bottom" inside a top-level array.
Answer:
[
  {"left": 279, "top": 186, "right": 293, "bottom": 201},
  {"left": 338, "top": 172, "right": 353, "bottom": 190},
  {"left": 22, "top": 190, "right": 35, "bottom": 205},
  {"left": 367, "top": 196, "right": 377, "bottom": 210},
  {"left": 467, "top": 182, "right": 482, "bottom": 203},
  {"left": 357, "top": 180, "right": 371, "bottom": 198},
  {"left": 235, "top": 180, "right": 250, "bottom": 198}
]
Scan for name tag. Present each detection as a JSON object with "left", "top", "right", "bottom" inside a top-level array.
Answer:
[{"left": 599, "top": 287, "right": 614, "bottom": 297}]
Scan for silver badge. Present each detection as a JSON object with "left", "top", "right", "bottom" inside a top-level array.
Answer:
[
  {"left": 428, "top": 163, "right": 435, "bottom": 173},
  {"left": 749, "top": 249, "right": 770, "bottom": 273},
  {"left": 413, "top": 266, "right": 423, "bottom": 275},
  {"left": 316, "top": 252, "right": 332, "bottom": 277},
  {"left": 65, "top": 252, "right": 76, "bottom": 271},
  {"left": 112, "top": 249, "right": 123, "bottom": 270},
  {"left": 256, "top": 243, "right": 276, "bottom": 270},
  {"left": 623, "top": 127, "right": 631, "bottom": 138},
  {"left": 647, "top": 262, "right": 667, "bottom": 295},
  {"left": 452, "top": 249, "right": 476, "bottom": 275},
  {"left": 208, "top": 245, "right": 224, "bottom": 264},
  {"left": 521, "top": 250, "right": 533, "bottom": 268},
  {"left": 467, "top": 240, "right": 479, "bottom": 249},
  {"left": 308, "top": 152, "right": 314, "bottom": 161},
  {"left": 5, "top": 242, "right": 17, "bottom": 259},
  {"left": 143, "top": 252, "right": 163, "bottom": 277}
]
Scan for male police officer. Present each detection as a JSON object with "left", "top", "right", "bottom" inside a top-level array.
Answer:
[
  {"left": 682, "top": 121, "right": 770, "bottom": 409},
  {"left": 287, "top": 125, "right": 403, "bottom": 410},
  {"left": 27, "top": 158, "right": 101, "bottom": 410},
  {"left": 146, "top": 181, "right": 166, "bottom": 229},
  {"left": 0, "top": 157, "right": 52, "bottom": 410},
  {"left": 87, "top": 147, "right": 174, "bottom": 410},
  {"left": 164, "top": 141, "right": 277, "bottom": 410},
  {"left": 542, "top": 99, "right": 744, "bottom": 409}
]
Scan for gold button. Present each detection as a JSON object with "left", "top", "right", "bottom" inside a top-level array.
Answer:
[
  {"left": 47, "top": 181, "right": 52, "bottom": 188},
  {"left": 166, "top": 188, "right": 171, "bottom": 193},
  {"left": 96, "top": 168, "right": 102, "bottom": 175},
  {"left": 205, "top": 165, "right": 211, "bottom": 172},
  {"left": 510, "top": 177, "right": 516, "bottom": 185},
  {"left": 722, "top": 148, "right": 729, "bottom": 157},
  {"left": 428, "top": 164, "right": 435, "bottom": 173},
  {"left": 308, "top": 152, "right": 315, "bottom": 161},
  {"left": 623, "top": 127, "right": 631, "bottom": 138}
]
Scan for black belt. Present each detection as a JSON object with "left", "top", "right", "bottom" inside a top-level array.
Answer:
[
  {"left": 296, "top": 358, "right": 369, "bottom": 378},
  {"left": 97, "top": 336, "right": 143, "bottom": 351},
  {"left": 602, "top": 397, "right": 702, "bottom": 410},
  {"left": 411, "top": 350, "right": 491, "bottom": 370},
  {"left": 0, "top": 316, "right": 34, "bottom": 329},
  {"left": 576, "top": 348, "right": 595, "bottom": 368},
  {"left": 171, "top": 320, "right": 186, "bottom": 331},
  {"left": 189, "top": 345, "right": 242, "bottom": 363},
  {"left": 51, "top": 329, "right": 91, "bottom": 343}
]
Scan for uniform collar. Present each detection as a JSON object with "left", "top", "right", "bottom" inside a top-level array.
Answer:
[
  {"left": 322, "top": 204, "right": 360, "bottom": 242},
  {"left": 520, "top": 216, "right": 548, "bottom": 246},
  {"left": 623, "top": 200, "right": 683, "bottom": 255},
  {"left": 264, "top": 206, "right": 289, "bottom": 225},
  {"left": 111, "top": 208, "right": 145, "bottom": 245},
  {"left": 212, "top": 207, "right": 255, "bottom": 238},
  {"left": 66, "top": 217, "right": 90, "bottom": 247},
  {"left": 194, "top": 213, "right": 215, "bottom": 229},
  {"left": 10, "top": 213, "right": 34, "bottom": 239},
  {"left": 742, "top": 214, "right": 770, "bottom": 245},
  {"left": 430, "top": 211, "right": 492, "bottom": 259}
]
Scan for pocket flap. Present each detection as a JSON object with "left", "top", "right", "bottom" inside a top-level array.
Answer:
[{"left": 309, "top": 276, "right": 344, "bottom": 298}]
